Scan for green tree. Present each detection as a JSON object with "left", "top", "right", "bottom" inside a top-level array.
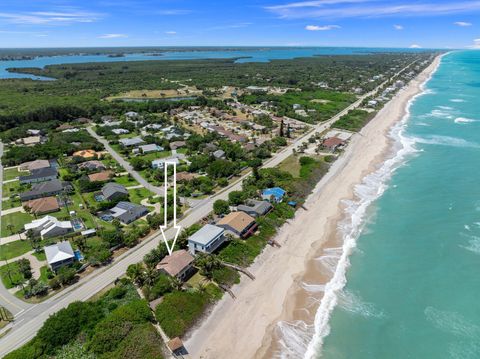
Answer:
[{"left": 213, "top": 200, "right": 230, "bottom": 215}]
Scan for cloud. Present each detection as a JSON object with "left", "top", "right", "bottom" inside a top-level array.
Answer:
[
  {"left": 98, "top": 33, "right": 128, "bottom": 39},
  {"left": 305, "top": 24, "right": 341, "bottom": 30},
  {"left": 165, "top": 31, "right": 177, "bottom": 35},
  {"left": 393, "top": 24, "right": 404, "bottom": 30},
  {"left": 265, "top": 1, "right": 480, "bottom": 19},
  {"left": 409, "top": 44, "right": 422, "bottom": 48},
  {"left": 157, "top": 9, "right": 192, "bottom": 15},
  {"left": 469, "top": 38, "right": 480, "bottom": 48},
  {"left": 454, "top": 21, "right": 472, "bottom": 26},
  {"left": 0, "top": 9, "right": 101, "bottom": 25}
]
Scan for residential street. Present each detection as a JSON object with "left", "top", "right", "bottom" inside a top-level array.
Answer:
[
  {"left": 0, "top": 62, "right": 414, "bottom": 356},
  {"left": 86, "top": 126, "right": 165, "bottom": 196}
]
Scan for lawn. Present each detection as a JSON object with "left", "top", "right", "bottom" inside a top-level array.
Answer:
[
  {"left": 1, "top": 212, "right": 34, "bottom": 237},
  {"left": 114, "top": 175, "right": 139, "bottom": 187},
  {"left": 0, "top": 240, "right": 32, "bottom": 261},
  {"left": 0, "top": 306, "right": 13, "bottom": 329},
  {"left": 2, "top": 181, "right": 24, "bottom": 197},
  {"left": 32, "top": 251, "right": 46, "bottom": 261},
  {"left": 128, "top": 187, "right": 154, "bottom": 205},
  {"left": 136, "top": 150, "right": 171, "bottom": 163},
  {"left": 277, "top": 155, "right": 301, "bottom": 177},
  {"left": 0, "top": 261, "right": 25, "bottom": 288},
  {"left": 334, "top": 109, "right": 376, "bottom": 132},
  {"left": 39, "top": 266, "right": 50, "bottom": 284},
  {"left": 3, "top": 167, "right": 24, "bottom": 181},
  {"left": 2, "top": 197, "right": 22, "bottom": 210}
]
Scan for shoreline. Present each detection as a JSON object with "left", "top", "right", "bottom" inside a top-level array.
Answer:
[{"left": 185, "top": 55, "right": 443, "bottom": 359}]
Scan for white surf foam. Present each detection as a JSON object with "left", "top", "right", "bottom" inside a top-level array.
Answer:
[
  {"left": 337, "top": 290, "right": 385, "bottom": 318},
  {"left": 455, "top": 117, "right": 478, "bottom": 124},
  {"left": 437, "top": 105, "right": 454, "bottom": 110},
  {"left": 302, "top": 85, "right": 422, "bottom": 358},
  {"left": 427, "top": 109, "right": 454, "bottom": 119},
  {"left": 410, "top": 135, "right": 480, "bottom": 149},
  {"left": 275, "top": 321, "right": 314, "bottom": 359},
  {"left": 425, "top": 306, "right": 480, "bottom": 338},
  {"left": 450, "top": 98, "right": 466, "bottom": 103}
]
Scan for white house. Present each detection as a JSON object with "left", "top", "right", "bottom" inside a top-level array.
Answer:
[
  {"left": 188, "top": 224, "right": 226, "bottom": 255},
  {"left": 112, "top": 128, "right": 130, "bottom": 135},
  {"left": 24, "top": 216, "right": 73, "bottom": 239},
  {"left": 151, "top": 157, "right": 180, "bottom": 170},
  {"left": 44, "top": 241, "right": 76, "bottom": 272}
]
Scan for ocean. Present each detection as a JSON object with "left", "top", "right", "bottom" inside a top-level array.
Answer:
[
  {"left": 307, "top": 50, "right": 480, "bottom": 358},
  {"left": 0, "top": 47, "right": 425, "bottom": 80}
]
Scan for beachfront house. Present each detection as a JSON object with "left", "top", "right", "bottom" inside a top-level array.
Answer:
[
  {"left": 322, "top": 137, "right": 345, "bottom": 152},
  {"left": 217, "top": 211, "right": 257, "bottom": 239},
  {"left": 261, "top": 187, "right": 286, "bottom": 203},
  {"left": 188, "top": 224, "right": 226, "bottom": 255},
  {"left": 156, "top": 249, "right": 195, "bottom": 281},
  {"left": 237, "top": 200, "right": 273, "bottom": 218},
  {"left": 24, "top": 215, "right": 73, "bottom": 239},
  {"left": 44, "top": 241, "right": 76, "bottom": 272}
]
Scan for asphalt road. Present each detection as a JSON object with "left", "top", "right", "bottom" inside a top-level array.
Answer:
[
  {"left": 0, "top": 60, "right": 418, "bottom": 356},
  {"left": 0, "top": 142, "right": 34, "bottom": 317},
  {"left": 86, "top": 126, "right": 165, "bottom": 196}
]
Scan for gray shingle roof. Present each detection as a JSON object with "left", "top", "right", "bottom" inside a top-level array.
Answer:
[{"left": 102, "top": 183, "right": 128, "bottom": 201}]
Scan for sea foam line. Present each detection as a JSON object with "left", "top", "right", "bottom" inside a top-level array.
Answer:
[{"left": 302, "top": 58, "right": 441, "bottom": 359}]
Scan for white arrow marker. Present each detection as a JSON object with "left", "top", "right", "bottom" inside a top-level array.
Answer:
[{"left": 159, "top": 161, "right": 182, "bottom": 255}]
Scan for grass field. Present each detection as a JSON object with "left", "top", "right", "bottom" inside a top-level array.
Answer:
[
  {"left": 3, "top": 167, "right": 24, "bottom": 181},
  {"left": 114, "top": 175, "right": 139, "bottom": 187},
  {"left": 128, "top": 187, "right": 154, "bottom": 205},
  {"left": 277, "top": 155, "right": 301, "bottom": 177},
  {"left": 1, "top": 212, "right": 34, "bottom": 237},
  {"left": 2, "top": 197, "right": 22, "bottom": 210},
  {"left": 2, "top": 180, "right": 23, "bottom": 196},
  {"left": 0, "top": 240, "right": 32, "bottom": 261},
  {"left": 0, "top": 260, "right": 25, "bottom": 288}
]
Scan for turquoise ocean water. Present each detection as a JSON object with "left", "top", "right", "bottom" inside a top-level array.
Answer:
[
  {"left": 307, "top": 50, "right": 480, "bottom": 358},
  {"left": 0, "top": 47, "right": 424, "bottom": 80}
]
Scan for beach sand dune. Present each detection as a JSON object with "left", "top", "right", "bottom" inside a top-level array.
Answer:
[{"left": 185, "top": 56, "right": 442, "bottom": 359}]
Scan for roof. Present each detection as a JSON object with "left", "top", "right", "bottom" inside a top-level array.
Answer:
[
  {"left": 88, "top": 170, "right": 113, "bottom": 182},
  {"left": 189, "top": 224, "right": 224, "bottom": 245},
  {"left": 140, "top": 144, "right": 161, "bottom": 152},
  {"left": 73, "top": 149, "right": 98, "bottom": 158},
  {"left": 20, "top": 159, "right": 50, "bottom": 171},
  {"left": 213, "top": 150, "right": 225, "bottom": 158},
  {"left": 22, "top": 136, "right": 41, "bottom": 145},
  {"left": 44, "top": 241, "right": 75, "bottom": 265},
  {"left": 167, "top": 337, "right": 184, "bottom": 352},
  {"left": 19, "top": 167, "right": 57, "bottom": 182},
  {"left": 24, "top": 196, "right": 59, "bottom": 214},
  {"left": 217, "top": 212, "right": 256, "bottom": 233},
  {"left": 156, "top": 250, "right": 194, "bottom": 277},
  {"left": 20, "top": 179, "right": 65, "bottom": 201},
  {"left": 238, "top": 200, "right": 272, "bottom": 216},
  {"left": 102, "top": 182, "right": 128, "bottom": 199},
  {"left": 152, "top": 157, "right": 180, "bottom": 166},
  {"left": 323, "top": 137, "right": 345, "bottom": 148},
  {"left": 78, "top": 160, "right": 106, "bottom": 170},
  {"left": 262, "top": 187, "right": 286, "bottom": 198},
  {"left": 176, "top": 172, "right": 199, "bottom": 182},
  {"left": 110, "top": 201, "right": 148, "bottom": 223},
  {"left": 119, "top": 137, "right": 144, "bottom": 147},
  {"left": 170, "top": 141, "right": 186, "bottom": 150}
]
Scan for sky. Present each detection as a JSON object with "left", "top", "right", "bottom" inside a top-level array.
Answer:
[{"left": 0, "top": 0, "right": 479, "bottom": 49}]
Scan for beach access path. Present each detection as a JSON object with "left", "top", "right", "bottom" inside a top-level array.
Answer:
[
  {"left": 0, "top": 59, "right": 420, "bottom": 356},
  {"left": 185, "top": 56, "right": 442, "bottom": 359}
]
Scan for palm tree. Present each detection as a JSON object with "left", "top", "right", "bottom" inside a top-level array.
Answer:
[
  {"left": 169, "top": 277, "right": 183, "bottom": 291},
  {"left": 126, "top": 263, "right": 144, "bottom": 285},
  {"left": 26, "top": 230, "right": 41, "bottom": 252},
  {"left": 142, "top": 266, "right": 158, "bottom": 288},
  {"left": 6, "top": 224, "right": 14, "bottom": 236},
  {"left": 195, "top": 253, "right": 221, "bottom": 280}
]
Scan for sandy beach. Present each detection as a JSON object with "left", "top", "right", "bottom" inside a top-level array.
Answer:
[{"left": 185, "top": 55, "right": 442, "bottom": 359}]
